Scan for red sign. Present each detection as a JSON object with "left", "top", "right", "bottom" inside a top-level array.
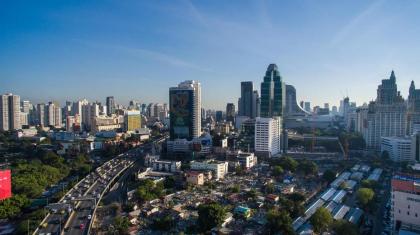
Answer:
[{"left": 0, "top": 170, "right": 12, "bottom": 200}]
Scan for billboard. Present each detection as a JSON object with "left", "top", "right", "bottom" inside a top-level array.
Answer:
[
  {"left": 170, "top": 89, "right": 193, "bottom": 140},
  {"left": 0, "top": 169, "right": 12, "bottom": 200}
]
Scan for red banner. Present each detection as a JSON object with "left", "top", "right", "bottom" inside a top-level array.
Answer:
[{"left": 0, "top": 169, "right": 12, "bottom": 200}]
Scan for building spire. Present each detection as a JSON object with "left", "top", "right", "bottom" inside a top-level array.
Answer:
[{"left": 390, "top": 70, "right": 396, "bottom": 82}]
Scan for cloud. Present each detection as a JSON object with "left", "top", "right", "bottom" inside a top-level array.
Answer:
[
  {"left": 330, "top": 0, "right": 385, "bottom": 47},
  {"left": 73, "top": 39, "right": 211, "bottom": 72}
]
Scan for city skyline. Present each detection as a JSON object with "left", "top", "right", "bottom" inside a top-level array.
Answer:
[{"left": 2, "top": 1, "right": 420, "bottom": 109}]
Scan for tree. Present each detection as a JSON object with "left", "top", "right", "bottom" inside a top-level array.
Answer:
[
  {"left": 264, "top": 183, "right": 275, "bottom": 194},
  {"left": 164, "top": 176, "right": 176, "bottom": 189},
  {"left": 112, "top": 216, "right": 130, "bottom": 234},
  {"left": 197, "top": 203, "right": 227, "bottom": 232},
  {"left": 278, "top": 156, "right": 298, "bottom": 172},
  {"left": 0, "top": 194, "right": 30, "bottom": 219},
  {"left": 310, "top": 207, "right": 333, "bottom": 234},
  {"left": 266, "top": 209, "right": 295, "bottom": 235},
  {"left": 361, "top": 179, "right": 379, "bottom": 190},
  {"left": 272, "top": 165, "right": 284, "bottom": 176},
  {"left": 322, "top": 169, "right": 336, "bottom": 184},
  {"left": 298, "top": 160, "right": 318, "bottom": 176},
  {"left": 230, "top": 184, "right": 241, "bottom": 193},
  {"left": 246, "top": 189, "right": 258, "bottom": 200},
  {"left": 135, "top": 179, "right": 164, "bottom": 203},
  {"left": 356, "top": 188, "right": 375, "bottom": 207},
  {"left": 287, "top": 193, "right": 305, "bottom": 203},
  {"left": 150, "top": 215, "right": 174, "bottom": 231},
  {"left": 332, "top": 220, "right": 358, "bottom": 235}
]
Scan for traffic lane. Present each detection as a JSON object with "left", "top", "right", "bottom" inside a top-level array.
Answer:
[
  {"left": 64, "top": 159, "right": 132, "bottom": 234},
  {"left": 38, "top": 213, "right": 65, "bottom": 234},
  {"left": 65, "top": 201, "right": 92, "bottom": 235}
]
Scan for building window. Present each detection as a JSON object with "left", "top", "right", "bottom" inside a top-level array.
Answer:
[
  {"left": 415, "top": 213, "right": 418, "bottom": 217},
  {"left": 399, "top": 210, "right": 401, "bottom": 213},
  {"left": 407, "top": 211, "right": 410, "bottom": 215}
]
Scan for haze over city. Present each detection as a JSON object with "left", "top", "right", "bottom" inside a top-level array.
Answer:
[
  {"left": 2, "top": 1, "right": 420, "bottom": 235},
  {"left": 2, "top": 0, "right": 420, "bottom": 109}
]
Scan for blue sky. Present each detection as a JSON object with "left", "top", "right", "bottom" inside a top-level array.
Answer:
[{"left": 1, "top": 0, "right": 420, "bottom": 109}]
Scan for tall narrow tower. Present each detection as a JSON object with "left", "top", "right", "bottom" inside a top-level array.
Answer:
[
  {"left": 169, "top": 80, "right": 201, "bottom": 140},
  {"left": 260, "top": 64, "right": 285, "bottom": 118}
]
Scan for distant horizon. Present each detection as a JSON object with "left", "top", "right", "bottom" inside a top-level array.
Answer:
[{"left": 2, "top": 1, "right": 420, "bottom": 109}]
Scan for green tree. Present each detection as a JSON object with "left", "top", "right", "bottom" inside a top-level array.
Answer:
[
  {"left": 356, "top": 188, "right": 375, "bottom": 207},
  {"left": 266, "top": 209, "right": 295, "bottom": 235},
  {"left": 279, "top": 156, "right": 299, "bottom": 172},
  {"left": 135, "top": 179, "right": 164, "bottom": 203},
  {"left": 298, "top": 160, "right": 318, "bottom": 176},
  {"left": 197, "top": 203, "right": 227, "bottom": 232},
  {"left": 150, "top": 215, "right": 174, "bottom": 231},
  {"left": 322, "top": 169, "right": 337, "bottom": 184},
  {"left": 361, "top": 179, "right": 379, "bottom": 190},
  {"left": 310, "top": 207, "right": 333, "bottom": 234},
  {"left": 287, "top": 193, "right": 305, "bottom": 203},
  {"left": 230, "top": 184, "right": 241, "bottom": 193},
  {"left": 246, "top": 189, "right": 258, "bottom": 200},
  {"left": 264, "top": 183, "right": 275, "bottom": 194},
  {"left": 112, "top": 216, "right": 130, "bottom": 234},
  {"left": 272, "top": 165, "right": 284, "bottom": 176},
  {"left": 332, "top": 220, "right": 359, "bottom": 235},
  {"left": 0, "top": 195, "right": 30, "bottom": 219}
]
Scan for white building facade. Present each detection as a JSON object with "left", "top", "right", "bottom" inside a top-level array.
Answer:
[{"left": 254, "top": 117, "right": 281, "bottom": 157}]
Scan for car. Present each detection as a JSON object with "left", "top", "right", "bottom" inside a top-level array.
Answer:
[
  {"left": 80, "top": 223, "right": 85, "bottom": 230},
  {"left": 88, "top": 215, "right": 92, "bottom": 220}
]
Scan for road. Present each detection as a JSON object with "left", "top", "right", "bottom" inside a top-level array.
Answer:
[
  {"left": 35, "top": 156, "right": 134, "bottom": 235},
  {"left": 34, "top": 135, "right": 167, "bottom": 235}
]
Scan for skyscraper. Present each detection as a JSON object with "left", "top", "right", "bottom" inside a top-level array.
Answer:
[
  {"left": 106, "top": 96, "right": 115, "bottom": 116},
  {"left": 358, "top": 71, "right": 407, "bottom": 149},
  {"left": 226, "top": 103, "right": 235, "bottom": 123},
  {"left": 304, "top": 102, "right": 311, "bottom": 113},
  {"left": 260, "top": 64, "right": 285, "bottom": 118},
  {"left": 238, "top": 81, "right": 254, "bottom": 118},
  {"left": 36, "top": 103, "right": 46, "bottom": 126},
  {"left": 255, "top": 117, "right": 282, "bottom": 157},
  {"left": 169, "top": 80, "right": 201, "bottom": 140},
  {"left": 407, "top": 80, "right": 420, "bottom": 134},
  {"left": 125, "top": 110, "right": 141, "bottom": 132},
  {"left": 0, "top": 93, "right": 21, "bottom": 131}
]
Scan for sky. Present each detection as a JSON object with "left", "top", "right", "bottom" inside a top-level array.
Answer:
[{"left": 1, "top": 0, "right": 420, "bottom": 110}]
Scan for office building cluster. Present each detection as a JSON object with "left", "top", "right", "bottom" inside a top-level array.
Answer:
[{"left": 0, "top": 93, "right": 169, "bottom": 138}]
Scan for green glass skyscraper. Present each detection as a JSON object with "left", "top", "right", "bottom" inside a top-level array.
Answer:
[{"left": 260, "top": 64, "right": 285, "bottom": 118}]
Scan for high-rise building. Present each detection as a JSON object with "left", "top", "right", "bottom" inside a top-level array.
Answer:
[
  {"left": 106, "top": 96, "right": 115, "bottom": 116},
  {"left": 201, "top": 108, "right": 206, "bottom": 121},
  {"left": 260, "top": 64, "right": 285, "bottom": 118},
  {"left": 407, "top": 81, "right": 420, "bottom": 135},
  {"left": 215, "top": 111, "right": 223, "bottom": 122},
  {"left": 238, "top": 82, "right": 254, "bottom": 118},
  {"left": 358, "top": 71, "right": 407, "bottom": 149},
  {"left": 125, "top": 110, "right": 141, "bottom": 132},
  {"left": 285, "top": 84, "right": 308, "bottom": 116},
  {"left": 226, "top": 103, "right": 235, "bottom": 123},
  {"left": 45, "top": 101, "right": 62, "bottom": 128},
  {"left": 35, "top": 103, "right": 45, "bottom": 126},
  {"left": 324, "top": 103, "right": 329, "bottom": 110},
  {"left": 331, "top": 106, "right": 338, "bottom": 115},
  {"left": 0, "top": 94, "right": 21, "bottom": 131},
  {"left": 169, "top": 80, "right": 201, "bottom": 140},
  {"left": 254, "top": 117, "right": 281, "bottom": 157},
  {"left": 21, "top": 100, "right": 31, "bottom": 113},
  {"left": 304, "top": 102, "right": 311, "bottom": 113},
  {"left": 66, "top": 116, "right": 75, "bottom": 132},
  {"left": 0, "top": 95, "right": 9, "bottom": 131},
  {"left": 391, "top": 174, "right": 420, "bottom": 233}
]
